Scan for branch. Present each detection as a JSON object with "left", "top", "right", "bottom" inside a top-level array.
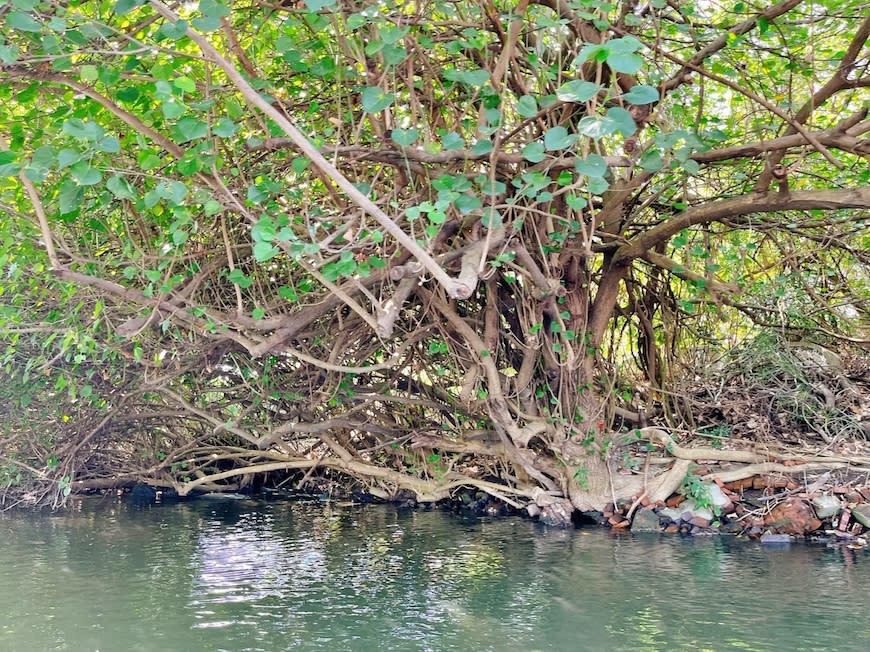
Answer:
[
  {"left": 755, "top": 12, "right": 870, "bottom": 189},
  {"left": 692, "top": 110, "right": 870, "bottom": 164},
  {"left": 0, "top": 138, "right": 60, "bottom": 269},
  {"left": 613, "top": 187, "right": 870, "bottom": 264},
  {"left": 148, "top": 1, "right": 475, "bottom": 299},
  {"left": 659, "top": 0, "right": 804, "bottom": 94}
]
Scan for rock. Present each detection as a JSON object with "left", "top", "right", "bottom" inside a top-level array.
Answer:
[
  {"left": 679, "top": 499, "right": 714, "bottom": 523},
  {"left": 719, "top": 516, "right": 744, "bottom": 534},
  {"left": 658, "top": 507, "right": 682, "bottom": 522},
  {"left": 765, "top": 498, "right": 822, "bottom": 535},
  {"left": 664, "top": 524, "right": 679, "bottom": 534},
  {"left": 811, "top": 495, "right": 842, "bottom": 519},
  {"left": 525, "top": 504, "right": 541, "bottom": 518},
  {"left": 708, "top": 484, "right": 733, "bottom": 513},
  {"left": 630, "top": 507, "right": 662, "bottom": 532},
  {"left": 852, "top": 504, "right": 870, "bottom": 528},
  {"left": 539, "top": 499, "right": 573, "bottom": 528},
  {"left": 691, "top": 516, "right": 712, "bottom": 529},
  {"left": 579, "top": 510, "right": 607, "bottom": 526},
  {"left": 761, "top": 533, "right": 793, "bottom": 545}
]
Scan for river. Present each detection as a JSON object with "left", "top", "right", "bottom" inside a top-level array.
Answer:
[{"left": 1, "top": 496, "right": 867, "bottom": 651}]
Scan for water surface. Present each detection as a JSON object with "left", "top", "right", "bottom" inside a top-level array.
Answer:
[{"left": 1, "top": 497, "right": 867, "bottom": 651}]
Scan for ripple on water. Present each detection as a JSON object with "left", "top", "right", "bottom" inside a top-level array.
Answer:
[{"left": 0, "top": 500, "right": 868, "bottom": 652}]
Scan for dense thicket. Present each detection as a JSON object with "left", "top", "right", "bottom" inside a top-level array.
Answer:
[{"left": 1, "top": 0, "right": 868, "bottom": 518}]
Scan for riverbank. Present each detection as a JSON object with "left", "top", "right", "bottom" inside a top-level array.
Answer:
[{"left": 108, "top": 465, "right": 870, "bottom": 548}]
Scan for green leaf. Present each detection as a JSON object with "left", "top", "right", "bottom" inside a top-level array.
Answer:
[
  {"left": 544, "top": 126, "right": 577, "bottom": 151},
  {"left": 161, "top": 99, "right": 186, "bottom": 119},
  {"left": 471, "top": 139, "right": 493, "bottom": 155},
  {"left": 80, "top": 65, "right": 98, "bottom": 82},
  {"left": 390, "top": 127, "right": 419, "bottom": 147},
  {"left": 481, "top": 208, "right": 502, "bottom": 228},
  {"left": 213, "top": 117, "right": 237, "bottom": 138},
  {"left": 604, "top": 106, "right": 637, "bottom": 137},
  {"left": 167, "top": 181, "right": 188, "bottom": 204},
  {"left": 70, "top": 162, "right": 102, "bottom": 186},
  {"left": 251, "top": 216, "right": 276, "bottom": 242},
  {"left": 115, "top": 86, "right": 140, "bottom": 103},
  {"left": 454, "top": 194, "right": 481, "bottom": 214},
  {"left": 107, "top": 174, "right": 135, "bottom": 199},
  {"left": 360, "top": 86, "right": 394, "bottom": 113},
  {"left": 566, "top": 194, "right": 587, "bottom": 210},
  {"left": 622, "top": 84, "right": 659, "bottom": 104},
  {"left": 138, "top": 150, "right": 163, "bottom": 171},
  {"left": 516, "top": 95, "right": 538, "bottom": 118},
  {"left": 203, "top": 199, "right": 222, "bottom": 216},
  {"left": 305, "top": 0, "right": 337, "bottom": 10},
  {"left": 278, "top": 286, "right": 298, "bottom": 301},
  {"left": 682, "top": 159, "right": 700, "bottom": 175},
  {"left": 606, "top": 52, "right": 642, "bottom": 74},
  {"left": 57, "top": 180, "right": 83, "bottom": 214},
  {"left": 639, "top": 149, "right": 663, "bottom": 172},
  {"left": 192, "top": 0, "right": 230, "bottom": 32},
  {"left": 173, "top": 76, "right": 196, "bottom": 93},
  {"left": 253, "top": 241, "right": 279, "bottom": 262},
  {"left": 174, "top": 117, "right": 208, "bottom": 142},
  {"left": 6, "top": 11, "right": 42, "bottom": 32},
  {"left": 96, "top": 136, "right": 121, "bottom": 153},
  {"left": 114, "top": 0, "right": 147, "bottom": 14},
  {"left": 62, "top": 119, "right": 105, "bottom": 142},
  {"left": 57, "top": 148, "right": 82, "bottom": 169},
  {"left": 0, "top": 44, "right": 19, "bottom": 64},
  {"left": 228, "top": 268, "right": 253, "bottom": 289},
  {"left": 556, "top": 79, "right": 601, "bottom": 103},
  {"left": 290, "top": 156, "right": 309, "bottom": 174},
  {"left": 522, "top": 141, "right": 545, "bottom": 163},
  {"left": 587, "top": 176, "right": 609, "bottom": 194},
  {"left": 441, "top": 131, "right": 465, "bottom": 150},
  {"left": 247, "top": 184, "right": 268, "bottom": 203},
  {"left": 574, "top": 153, "right": 607, "bottom": 177}
]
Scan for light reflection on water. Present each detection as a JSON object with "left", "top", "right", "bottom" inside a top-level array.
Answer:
[{"left": 0, "top": 497, "right": 868, "bottom": 651}]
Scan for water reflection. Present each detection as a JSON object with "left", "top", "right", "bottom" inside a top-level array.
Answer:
[{"left": 0, "top": 499, "right": 868, "bottom": 651}]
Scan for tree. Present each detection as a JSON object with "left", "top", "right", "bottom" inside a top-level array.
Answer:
[{"left": 1, "top": 0, "right": 868, "bottom": 519}]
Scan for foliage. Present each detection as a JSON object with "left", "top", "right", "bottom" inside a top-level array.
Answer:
[{"left": 1, "top": 0, "right": 869, "bottom": 511}]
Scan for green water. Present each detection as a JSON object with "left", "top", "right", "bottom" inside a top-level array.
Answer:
[{"left": 1, "top": 497, "right": 868, "bottom": 651}]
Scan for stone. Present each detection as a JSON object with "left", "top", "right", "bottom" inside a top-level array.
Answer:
[
  {"left": 539, "top": 499, "right": 573, "bottom": 528},
  {"left": 691, "top": 516, "right": 711, "bottom": 528},
  {"left": 765, "top": 498, "right": 822, "bottom": 535},
  {"left": 658, "top": 507, "right": 682, "bottom": 522},
  {"left": 811, "top": 495, "right": 842, "bottom": 519},
  {"left": 630, "top": 507, "right": 662, "bottom": 532},
  {"left": 679, "top": 499, "right": 714, "bottom": 523},
  {"left": 761, "top": 533, "right": 793, "bottom": 545},
  {"left": 852, "top": 504, "right": 870, "bottom": 529},
  {"left": 708, "top": 484, "right": 733, "bottom": 513},
  {"left": 664, "top": 524, "right": 679, "bottom": 533}
]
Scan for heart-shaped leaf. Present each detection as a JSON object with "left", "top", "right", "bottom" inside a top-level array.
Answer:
[
  {"left": 544, "top": 126, "right": 577, "bottom": 151},
  {"left": 556, "top": 79, "right": 601, "bottom": 103}
]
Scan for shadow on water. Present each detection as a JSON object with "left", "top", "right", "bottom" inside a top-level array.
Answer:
[{"left": 0, "top": 498, "right": 868, "bottom": 651}]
